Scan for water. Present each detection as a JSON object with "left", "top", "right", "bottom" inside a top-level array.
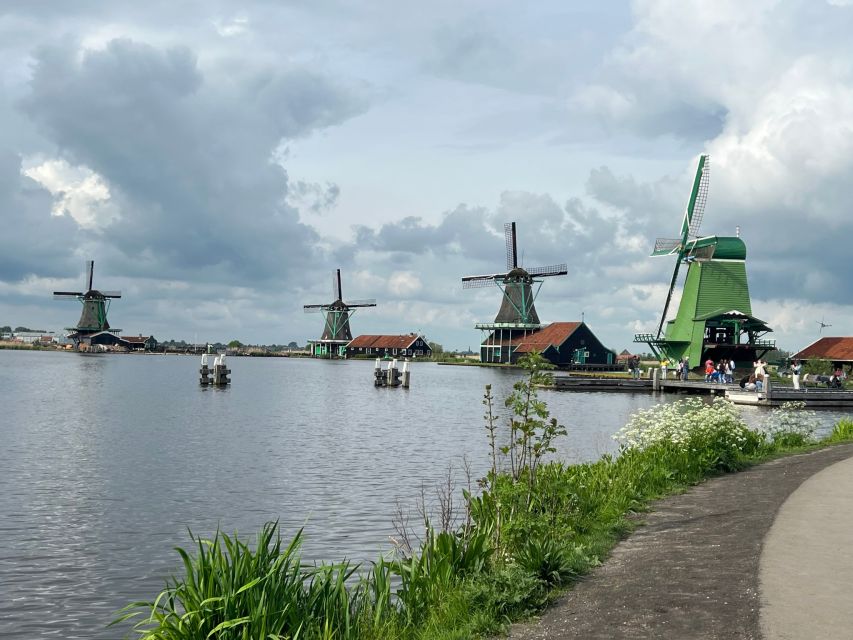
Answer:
[{"left": 0, "top": 350, "right": 849, "bottom": 638}]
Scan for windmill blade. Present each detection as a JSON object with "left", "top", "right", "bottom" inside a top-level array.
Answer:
[
  {"left": 657, "top": 259, "right": 683, "bottom": 338},
  {"left": 100, "top": 290, "right": 122, "bottom": 298},
  {"left": 345, "top": 298, "right": 376, "bottom": 307},
  {"left": 86, "top": 260, "right": 94, "bottom": 291},
  {"left": 303, "top": 305, "right": 326, "bottom": 313},
  {"left": 526, "top": 263, "right": 567, "bottom": 277},
  {"left": 504, "top": 222, "right": 518, "bottom": 270},
  {"left": 332, "top": 269, "right": 345, "bottom": 301},
  {"left": 652, "top": 238, "right": 682, "bottom": 256},
  {"left": 462, "top": 274, "right": 502, "bottom": 289},
  {"left": 53, "top": 291, "right": 83, "bottom": 298},
  {"left": 683, "top": 154, "right": 710, "bottom": 238}
]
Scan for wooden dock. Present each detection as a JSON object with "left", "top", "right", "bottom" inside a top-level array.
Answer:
[
  {"left": 548, "top": 375, "right": 853, "bottom": 407},
  {"left": 726, "top": 387, "right": 853, "bottom": 407},
  {"left": 550, "top": 376, "right": 652, "bottom": 392}
]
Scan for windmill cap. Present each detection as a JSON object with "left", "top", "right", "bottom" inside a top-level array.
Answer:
[{"left": 690, "top": 236, "right": 747, "bottom": 260}]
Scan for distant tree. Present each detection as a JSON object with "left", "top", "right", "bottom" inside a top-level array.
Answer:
[
  {"left": 804, "top": 358, "right": 834, "bottom": 376},
  {"left": 0, "top": 325, "right": 11, "bottom": 334},
  {"left": 764, "top": 348, "right": 791, "bottom": 365},
  {"left": 288, "top": 341, "right": 298, "bottom": 348},
  {"left": 228, "top": 340, "right": 244, "bottom": 349},
  {"left": 428, "top": 341, "right": 444, "bottom": 354}
]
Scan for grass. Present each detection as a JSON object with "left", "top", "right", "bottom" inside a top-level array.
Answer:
[{"left": 115, "top": 396, "right": 853, "bottom": 640}]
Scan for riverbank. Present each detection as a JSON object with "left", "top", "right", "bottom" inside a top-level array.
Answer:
[{"left": 114, "top": 359, "right": 853, "bottom": 639}]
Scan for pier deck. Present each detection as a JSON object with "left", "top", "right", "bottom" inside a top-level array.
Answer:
[{"left": 548, "top": 375, "right": 853, "bottom": 407}]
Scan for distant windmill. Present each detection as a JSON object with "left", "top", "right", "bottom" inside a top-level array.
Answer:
[
  {"left": 634, "top": 154, "right": 774, "bottom": 366},
  {"left": 816, "top": 318, "right": 832, "bottom": 334},
  {"left": 53, "top": 260, "right": 122, "bottom": 347},
  {"left": 304, "top": 268, "right": 376, "bottom": 358},
  {"left": 463, "top": 222, "right": 566, "bottom": 363},
  {"left": 462, "top": 222, "right": 566, "bottom": 325}
]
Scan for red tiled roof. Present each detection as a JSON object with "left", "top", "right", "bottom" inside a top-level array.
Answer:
[
  {"left": 793, "top": 337, "right": 853, "bottom": 361},
  {"left": 512, "top": 322, "right": 582, "bottom": 353},
  {"left": 122, "top": 336, "right": 151, "bottom": 344},
  {"left": 349, "top": 334, "right": 423, "bottom": 349}
]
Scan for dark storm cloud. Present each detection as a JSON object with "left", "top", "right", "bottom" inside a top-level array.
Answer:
[{"left": 19, "top": 37, "right": 368, "bottom": 284}]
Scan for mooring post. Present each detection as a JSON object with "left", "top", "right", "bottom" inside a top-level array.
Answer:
[
  {"left": 764, "top": 375, "right": 771, "bottom": 401},
  {"left": 374, "top": 358, "right": 383, "bottom": 386},
  {"left": 199, "top": 353, "right": 210, "bottom": 386},
  {"left": 212, "top": 354, "right": 231, "bottom": 386},
  {"left": 401, "top": 359, "right": 410, "bottom": 388},
  {"left": 653, "top": 367, "right": 660, "bottom": 391}
]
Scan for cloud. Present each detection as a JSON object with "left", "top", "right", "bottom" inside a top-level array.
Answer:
[
  {"left": 388, "top": 271, "right": 422, "bottom": 296},
  {"left": 22, "top": 158, "right": 120, "bottom": 230},
  {"left": 288, "top": 180, "right": 341, "bottom": 215},
  {"left": 16, "top": 37, "right": 368, "bottom": 285}
]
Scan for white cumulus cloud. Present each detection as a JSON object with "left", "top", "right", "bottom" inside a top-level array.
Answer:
[{"left": 22, "top": 158, "right": 119, "bottom": 230}]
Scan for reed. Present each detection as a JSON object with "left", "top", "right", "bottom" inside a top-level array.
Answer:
[{"left": 113, "top": 522, "right": 396, "bottom": 639}]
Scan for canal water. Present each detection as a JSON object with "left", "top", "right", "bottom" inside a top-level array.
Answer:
[{"left": 0, "top": 350, "right": 849, "bottom": 639}]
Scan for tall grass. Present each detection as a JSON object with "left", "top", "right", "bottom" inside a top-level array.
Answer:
[
  {"left": 113, "top": 523, "right": 398, "bottom": 639},
  {"left": 116, "top": 386, "right": 853, "bottom": 640}
]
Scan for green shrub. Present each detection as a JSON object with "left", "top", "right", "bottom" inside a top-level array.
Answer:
[
  {"left": 826, "top": 418, "right": 853, "bottom": 443},
  {"left": 462, "top": 564, "right": 546, "bottom": 624},
  {"left": 514, "top": 536, "right": 579, "bottom": 586}
]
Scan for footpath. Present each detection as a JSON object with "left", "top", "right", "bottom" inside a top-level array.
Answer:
[{"left": 507, "top": 443, "right": 853, "bottom": 640}]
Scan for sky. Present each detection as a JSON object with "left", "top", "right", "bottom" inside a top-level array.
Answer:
[{"left": 1, "top": 0, "right": 852, "bottom": 353}]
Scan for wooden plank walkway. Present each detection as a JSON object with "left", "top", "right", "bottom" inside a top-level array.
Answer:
[{"left": 548, "top": 376, "right": 853, "bottom": 407}]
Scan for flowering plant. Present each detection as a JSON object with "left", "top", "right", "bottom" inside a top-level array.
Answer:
[{"left": 613, "top": 397, "right": 762, "bottom": 472}]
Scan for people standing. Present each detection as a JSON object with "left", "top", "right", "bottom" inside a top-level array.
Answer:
[
  {"left": 681, "top": 358, "right": 690, "bottom": 381},
  {"left": 792, "top": 360, "right": 802, "bottom": 390},
  {"left": 705, "top": 359, "right": 714, "bottom": 382},
  {"left": 662, "top": 359, "right": 669, "bottom": 380},
  {"left": 725, "top": 359, "right": 733, "bottom": 384}
]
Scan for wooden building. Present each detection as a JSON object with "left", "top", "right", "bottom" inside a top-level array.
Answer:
[
  {"left": 481, "top": 321, "right": 616, "bottom": 368},
  {"left": 793, "top": 337, "right": 853, "bottom": 373},
  {"left": 82, "top": 331, "right": 158, "bottom": 351},
  {"left": 346, "top": 334, "right": 432, "bottom": 359}
]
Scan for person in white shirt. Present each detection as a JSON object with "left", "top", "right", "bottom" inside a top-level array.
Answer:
[{"left": 792, "top": 360, "right": 802, "bottom": 390}]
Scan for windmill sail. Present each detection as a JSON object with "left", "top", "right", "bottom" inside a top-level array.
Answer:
[
  {"left": 657, "top": 154, "right": 710, "bottom": 337},
  {"left": 505, "top": 222, "right": 518, "bottom": 270},
  {"left": 685, "top": 155, "right": 710, "bottom": 238}
]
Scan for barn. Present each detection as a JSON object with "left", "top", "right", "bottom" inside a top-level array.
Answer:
[
  {"left": 792, "top": 337, "right": 853, "bottom": 374},
  {"left": 346, "top": 334, "right": 432, "bottom": 359},
  {"left": 481, "top": 321, "right": 616, "bottom": 368}
]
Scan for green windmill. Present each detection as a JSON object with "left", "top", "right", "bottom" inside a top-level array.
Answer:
[
  {"left": 53, "top": 260, "right": 122, "bottom": 349},
  {"left": 304, "top": 268, "right": 376, "bottom": 358},
  {"left": 463, "top": 222, "right": 567, "bottom": 363},
  {"left": 634, "top": 155, "right": 775, "bottom": 368}
]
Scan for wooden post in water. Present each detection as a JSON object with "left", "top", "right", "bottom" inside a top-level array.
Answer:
[
  {"left": 212, "top": 354, "right": 231, "bottom": 386},
  {"left": 401, "top": 359, "right": 410, "bottom": 388},
  {"left": 373, "top": 358, "right": 383, "bottom": 386},
  {"left": 653, "top": 367, "right": 660, "bottom": 391},
  {"left": 199, "top": 353, "right": 210, "bottom": 386}
]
